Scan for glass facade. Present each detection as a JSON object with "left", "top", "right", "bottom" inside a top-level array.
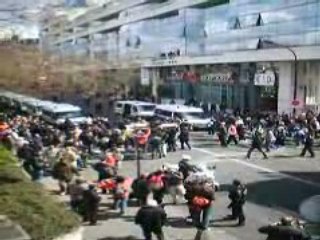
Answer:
[
  {"left": 80, "top": 0, "right": 320, "bottom": 59},
  {"left": 59, "top": 0, "right": 320, "bottom": 59},
  {"left": 54, "top": 0, "right": 320, "bottom": 111},
  {"left": 159, "top": 63, "right": 261, "bottom": 111}
]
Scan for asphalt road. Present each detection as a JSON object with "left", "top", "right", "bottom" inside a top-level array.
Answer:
[{"left": 44, "top": 132, "right": 320, "bottom": 240}]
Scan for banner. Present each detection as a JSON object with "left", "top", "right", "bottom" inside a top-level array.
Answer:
[{"left": 201, "top": 73, "right": 233, "bottom": 84}]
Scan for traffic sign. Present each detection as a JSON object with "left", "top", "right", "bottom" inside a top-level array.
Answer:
[{"left": 291, "top": 99, "right": 300, "bottom": 106}]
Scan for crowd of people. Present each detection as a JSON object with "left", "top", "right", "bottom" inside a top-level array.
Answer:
[
  {"left": 208, "top": 110, "right": 319, "bottom": 159},
  {"left": 0, "top": 105, "right": 317, "bottom": 240}
]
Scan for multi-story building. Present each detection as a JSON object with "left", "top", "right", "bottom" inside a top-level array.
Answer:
[{"left": 42, "top": 0, "right": 320, "bottom": 114}]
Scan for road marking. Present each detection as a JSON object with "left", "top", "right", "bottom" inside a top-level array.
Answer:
[{"left": 194, "top": 148, "right": 320, "bottom": 189}]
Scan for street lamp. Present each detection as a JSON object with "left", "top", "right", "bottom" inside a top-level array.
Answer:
[{"left": 260, "top": 39, "right": 298, "bottom": 114}]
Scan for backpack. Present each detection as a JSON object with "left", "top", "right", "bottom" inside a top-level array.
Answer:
[
  {"left": 149, "top": 175, "right": 164, "bottom": 190},
  {"left": 167, "top": 171, "right": 182, "bottom": 186},
  {"left": 192, "top": 196, "right": 210, "bottom": 208}
]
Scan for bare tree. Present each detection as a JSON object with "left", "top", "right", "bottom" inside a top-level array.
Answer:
[{"left": 0, "top": 41, "right": 146, "bottom": 106}]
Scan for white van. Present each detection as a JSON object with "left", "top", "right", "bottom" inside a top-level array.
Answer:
[
  {"left": 154, "top": 104, "right": 210, "bottom": 130},
  {"left": 24, "top": 99, "right": 54, "bottom": 116},
  {"left": 115, "top": 101, "right": 156, "bottom": 118},
  {"left": 41, "top": 103, "right": 90, "bottom": 125},
  {"left": 9, "top": 94, "right": 34, "bottom": 112}
]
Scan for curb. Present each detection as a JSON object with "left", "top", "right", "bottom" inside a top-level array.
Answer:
[{"left": 54, "top": 227, "right": 83, "bottom": 240}]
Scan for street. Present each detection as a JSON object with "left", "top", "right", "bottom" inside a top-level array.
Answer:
[{"left": 70, "top": 132, "right": 320, "bottom": 240}]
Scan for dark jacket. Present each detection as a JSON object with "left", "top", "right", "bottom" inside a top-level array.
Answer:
[
  {"left": 179, "top": 126, "right": 189, "bottom": 141},
  {"left": 305, "top": 133, "right": 314, "bottom": 146},
  {"left": 135, "top": 205, "right": 167, "bottom": 233},
  {"left": 252, "top": 130, "right": 263, "bottom": 147},
  {"left": 228, "top": 185, "right": 247, "bottom": 206},
  {"left": 258, "top": 225, "right": 311, "bottom": 240},
  {"left": 131, "top": 178, "right": 150, "bottom": 200},
  {"left": 83, "top": 189, "right": 101, "bottom": 211}
]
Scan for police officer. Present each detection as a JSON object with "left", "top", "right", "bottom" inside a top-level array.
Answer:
[
  {"left": 179, "top": 121, "right": 191, "bottom": 150},
  {"left": 218, "top": 121, "right": 228, "bottom": 147},
  {"left": 246, "top": 125, "right": 268, "bottom": 159},
  {"left": 167, "top": 127, "right": 177, "bottom": 152},
  {"left": 228, "top": 179, "right": 247, "bottom": 226},
  {"left": 259, "top": 217, "right": 311, "bottom": 240},
  {"left": 300, "top": 128, "right": 315, "bottom": 158}
]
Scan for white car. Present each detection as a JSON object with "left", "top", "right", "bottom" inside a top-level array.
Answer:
[
  {"left": 115, "top": 100, "right": 156, "bottom": 119},
  {"left": 41, "top": 103, "right": 91, "bottom": 125},
  {"left": 154, "top": 104, "right": 210, "bottom": 130}
]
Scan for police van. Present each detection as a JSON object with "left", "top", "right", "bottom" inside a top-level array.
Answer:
[
  {"left": 114, "top": 101, "right": 156, "bottom": 119},
  {"left": 23, "top": 99, "right": 54, "bottom": 116},
  {"left": 154, "top": 104, "right": 210, "bottom": 130},
  {"left": 41, "top": 103, "right": 91, "bottom": 125}
]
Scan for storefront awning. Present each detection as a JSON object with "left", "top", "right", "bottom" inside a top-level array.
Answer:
[{"left": 142, "top": 45, "right": 320, "bottom": 68}]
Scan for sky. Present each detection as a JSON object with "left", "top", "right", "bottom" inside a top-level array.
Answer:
[{"left": 0, "top": 0, "right": 110, "bottom": 39}]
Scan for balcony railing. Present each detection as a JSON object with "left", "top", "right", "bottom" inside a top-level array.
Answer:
[
  {"left": 53, "top": 0, "right": 211, "bottom": 44},
  {"left": 66, "top": 0, "right": 147, "bottom": 30}
]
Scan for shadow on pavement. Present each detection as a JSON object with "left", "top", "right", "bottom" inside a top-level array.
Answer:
[
  {"left": 211, "top": 222, "right": 239, "bottom": 228},
  {"left": 98, "top": 237, "right": 141, "bottom": 240},
  {"left": 97, "top": 210, "right": 135, "bottom": 222},
  {"left": 217, "top": 184, "right": 232, "bottom": 192},
  {"left": 281, "top": 171, "right": 320, "bottom": 184},
  {"left": 210, "top": 216, "right": 239, "bottom": 228},
  {"left": 166, "top": 217, "right": 192, "bottom": 229},
  {"left": 217, "top": 173, "right": 320, "bottom": 214},
  {"left": 245, "top": 175, "right": 320, "bottom": 213}
]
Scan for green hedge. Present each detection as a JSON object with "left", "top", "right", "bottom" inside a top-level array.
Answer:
[{"left": 0, "top": 146, "right": 80, "bottom": 240}]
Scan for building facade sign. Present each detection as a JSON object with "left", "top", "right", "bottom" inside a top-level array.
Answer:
[
  {"left": 254, "top": 71, "right": 276, "bottom": 86},
  {"left": 200, "top": 73, "right": 233, "bottom": 84},
  {"left": 151, "top": 58, "right": 178, "bottom": 66}
]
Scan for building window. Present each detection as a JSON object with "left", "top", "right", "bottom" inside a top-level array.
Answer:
[
  {"left": 256, "top": 14, "right": 263, "bottom": 26},
  {"left": 228, "top": 17, "right": 241, "bottom": 30},
  {"left": 239, "top": 13, "right": 263, "bottom": 28}
]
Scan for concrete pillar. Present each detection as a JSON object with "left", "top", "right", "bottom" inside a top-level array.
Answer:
[
  {"left": 277, "top": 62, "right": 294, "bottom": 114},
  {"left": 116, "top": 31, "right": 120, "bottom": 62},
  {"left": 151, "top": 68, "right": 159, "bottom": 99},
  {"left": 72, "top": 28, "right": 78, "bottom": 45},
  {"left": 247, "top": 83, "right": 256, "bottom": 111},
  {"left": 89, "top": 34, "right": 94, "bottom": 60}
]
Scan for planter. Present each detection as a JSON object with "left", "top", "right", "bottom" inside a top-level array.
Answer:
[
  {"left": 0, "top": 215, "right": 31, "bottom": 240},
  {"left": 54, "top": 227, "right": 83, "bottom": 240}
]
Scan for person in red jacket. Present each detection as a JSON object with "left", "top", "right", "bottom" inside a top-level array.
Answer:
[
  {"left": 114, "top": 176, "right": 132, "bottom": 214},
  {"left": 148, "top": 170, "right": 165, "bottom": 205},
  {"left": 135, "top": 128, "right": 151, "bottom": 159},
  {"left": 105, "top": 152, "right": 117, "bottom": 168},
  {"left": 0, "top": 120, "right": 10, "bottom": 140},
  {"left": 135, "top": 128, "right": 151, "bottom": 146}
]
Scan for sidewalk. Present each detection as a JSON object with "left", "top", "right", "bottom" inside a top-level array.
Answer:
[{"left": 40, "top": 172, "right": 239, "bottom": 240}]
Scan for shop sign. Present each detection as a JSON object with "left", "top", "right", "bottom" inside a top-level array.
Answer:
[
  {"left": 201, "top": 73, "right": 233, "bottom": 84},
  {"left": 254, "top": 71, "right": 275, "bottom": 86},
  {"left": 151, "top": 58, "right": 178, "bottom": 66},
  {"left": 291, "top": 99, "right": 300, "bottom": 106}
]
